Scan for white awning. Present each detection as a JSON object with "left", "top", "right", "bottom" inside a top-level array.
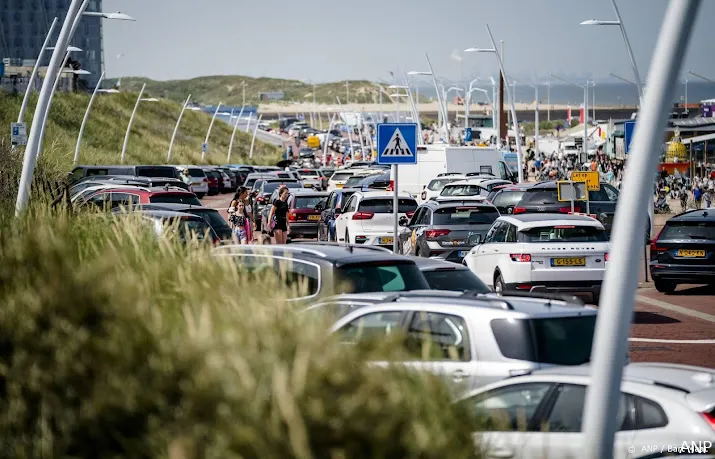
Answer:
[{"left": 682, "top": 132, "right": 715, "bottom": 145}]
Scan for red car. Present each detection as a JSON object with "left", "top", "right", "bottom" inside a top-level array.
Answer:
[
  {"left": 285, "top": 190, "right": 329, "bottom": 239},
  {"left": 78, "top": 186, "right": 202, "bottom": 210}
]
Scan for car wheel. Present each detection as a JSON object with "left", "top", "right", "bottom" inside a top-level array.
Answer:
[
  {"left": 654, "top": 279, "right": 676, "bottom": 294},
  {"left": 494, "top": 272, "right": 506, "bottom": 294}
]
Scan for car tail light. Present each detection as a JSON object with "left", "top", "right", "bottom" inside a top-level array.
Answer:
[
  {"left": 202, "top": 178, "right": 208, "bottom": 183},
  {"left": 513, "top": 206, "right": 526, "bottom": 214},
  {"left": 510, "top": 254, "right": 532, "bottom": 262},
  {"left": 559, "top": 206, "right": 582, "bottom": 213},
  {"left": 421, "top": 191, "right": 427, "bottom": 200},
  {"left": 425, "top": 229, "right": 451, "bottom": 240},
  {"left": 516, "top": 284, "right": 532, "bottom": 290},
  {"left": 406, "top": 211, "right": 415, "bottom": 218},
  {"left": 352, "top": 212, "right": 374, "bottom": 220},
  {"left": 605, "top": 253, "right": 610, "bottom": 262},
  {"left": 386, "top": 180, "right": 394, "bottom": 191},
  {"left": 288, "top": 212, "right": 297, "bottom": 222},
  {"left": 701, "top": 411, "right": 715, "bottom": 430},
  {"left": 214, "top": 237, "right": 221, "bottom": 246},
  {"left": 650, "top": 227, "right": 666, "bottom": 252}
]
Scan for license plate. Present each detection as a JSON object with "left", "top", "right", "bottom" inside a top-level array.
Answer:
[
  {"left": 304, "top": 184, "right": 313, "bottom": 188},
  {"left": 379, "top": 237, "right": 393, "bottom": 245},
  {"left": 336, "top": 184, "right": 344, "bottom": 189},
  {"left": 458, "top": 251, "right": 468, "bottom": 257},
  {"left": 551, "top": 257, "right": 586, "bottom": 267},
  {"left": 308, "top": 215, "right": 320, "bottom": 221},
  {"left": 677, "top": 249, "right": 706, "bottom": 258}
]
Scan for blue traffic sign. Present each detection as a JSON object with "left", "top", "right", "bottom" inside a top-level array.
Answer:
[
  {"left": 465, "top": 127, "right": 473, "bottom": 142},
  {"left": 624, "top": 121, "right": 636, "bottom": 155},
  {"left": 377, "top": 123, "right": 418, "bottom": 165}
]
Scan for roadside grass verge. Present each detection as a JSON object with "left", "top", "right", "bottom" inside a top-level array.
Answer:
[{"left": 0, "top": 207, "right": 482, "bottom": 458}]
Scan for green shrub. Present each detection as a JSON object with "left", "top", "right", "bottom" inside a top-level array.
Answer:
[{"left": 0, "top": 209, "right": 481, "bottom": 458}]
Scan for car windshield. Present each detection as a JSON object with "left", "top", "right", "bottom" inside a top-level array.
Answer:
[
  {"left": 520, "top": 189, "right": 559, "bottom": 205},
  {"left": 330, "top": 172, "right": 353, "bottom": 182},
  {"left": 433, "top": 206, "right": 499, "bottom": 225},
  {"left": 188, "top": 209, "right": 230, "bottom": 231},
  {"left": 427, "top": 178, "right": 459, "bottom": 191},
  {"left": 358, "top": 198, "right": 417, "bottom": 214},
  {"left": 490, "top": 315, "right": 596, "bottom": 365},
  {"left": 493, "top": 190, "right": 526, "bottom": 207},
  {"left": 149, "top": 194, "right": 202, "bottom": 206},
  {"left": 440, "top": 184, "right": 486, "bottom": 197},
  {"left": 519, "top": 225, "right": 608, "bottom": 243},
  {"left": 294, "top": 196, "right": 326, "bottom": 209},
  {"left": 422, "top": 269, "right": 490, "bottom": 292},
  {"left": 660, "top": 221, "right": 715, "bottom": 240},
  {"left": 334, "top": 262, "right": 429, "bottom": 293},
  {"left": 135, "top": 166, "right": 177, "bottom": 178}
]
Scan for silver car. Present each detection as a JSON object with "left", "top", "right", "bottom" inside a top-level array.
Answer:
[{"left": 326, "top": 291, "right": 598, "bottom": 394}]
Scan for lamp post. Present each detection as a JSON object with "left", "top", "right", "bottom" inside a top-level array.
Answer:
[
  {"left": 202, "top": 102, "right": 222, "bottom": 161},
  {"left": 688, "top": 70, "right": 715, "bottom": 84},
  {"left": 249, "top": 114, "right": 263, "bottom": 160},
  {"left": 227, "top": 105, "right": 245, "bottom": 164},
  {"left": 407, "top": 70, "right": 434, "bottom": 128},
  {"left": 609, "top": 72, "right": 643, "bottom": 106},
  {"left": 424, "top": 54, "right": 449, "bottom": 135},
  {"left": 167, "top": 94, "right": 192, "bottom": 162},
  {"left": 121, "top": 84, "right": 156, "bottom": 163},
  {"left": 74, "top": 70, "right": 106, "bottom": 165},
  {"left": 17, "top": 17, "right": 58, "bottom": 125},
  {"left": 465, "top": 24, "right": 524, "bottom": 183},
  {"left": 464, "top": 78, "right": 480, "bottom": 129},
  {"left": 551, "top": 74, "right": 589, "bottom": 158}
]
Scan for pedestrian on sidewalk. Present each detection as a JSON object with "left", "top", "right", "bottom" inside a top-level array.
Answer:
[
  {"left": 704, "top": 188, "right": 712, "bottom": 209},
  {"left": 693, "top": 185, "right": 703, "bottom": 210},
  {"left": 228, "top": 200, "right": 251, "bottom": 245}
]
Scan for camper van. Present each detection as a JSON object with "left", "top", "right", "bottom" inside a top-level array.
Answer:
[{"left": 396, "top": 145, "right": 517, "bottom": 196}]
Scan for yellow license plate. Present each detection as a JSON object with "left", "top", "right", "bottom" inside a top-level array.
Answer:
[
  {"left": 677, "top": 249, "right": 705, "bottom": 258},
  {"left": 304, "top": 184, "right": 313, "bottom": 188},
  {"left": 308, "top": 215, "right": 320, "bottom": 221},
  {"left": 552, "top": 257, "right": 586, "bottom": 267},
  {"left": 336, "top": 184, "right": 344, "bottom": 188},
  {"left": 379, "top": 237, "right": 393, "bottom": 245}
]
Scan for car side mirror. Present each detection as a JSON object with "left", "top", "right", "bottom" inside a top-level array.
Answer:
[
  {"left": 399, "top": 216, "right": 409, "bottom": 227},
  {"left": 468, "top": 233, "right": 484, "bottom": 245}
]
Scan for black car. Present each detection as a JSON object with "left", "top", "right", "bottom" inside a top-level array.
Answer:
[
  {"left": 217, "top": 167, "right": 238, "bottom": 190},
  {"left": 488, "top": 184, "right": 535, "bottom": 214},
  {"left": 344, "top": 172, "right": 391, "bottom": 191},
  {"left": 411, "top": 257, "right": 490, "bottom": 292},
  {"left": 397, "top": 198, "right": 500, "bottom": 263},
  {"left": 212, "top": 244, "right": 430, "bottom": 305},
  {"left": 317, "top": 189, "right": 358, "bottom": 242},
  {"left": 513, "top": 181, "right": 629, "bottom": 235},
  {"left": 70, "top": 175, "right": 190, "bottom": 196},
  {"left": 136, "top": 203, "right": 233, "bottom": 241},
  {"left": 204, "top": 170, "right": 222, "bottom": 195},
  {"left": 70, "top": 165, "right": 181, "bottom": 184},
  {"left": 649, "top": 210, "right": 715, "bottom": 293}
]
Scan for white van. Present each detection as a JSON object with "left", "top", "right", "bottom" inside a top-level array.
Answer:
[{"left": 396, "top": 145, "right": 516, "bottom": 196}]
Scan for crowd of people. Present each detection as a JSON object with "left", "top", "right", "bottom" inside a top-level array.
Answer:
[
  {"left": 656, "top": 172, "right": 714, "bottom": 212},
  {"left": 522, "top": 147, "right": 625, "bottom": 188}
]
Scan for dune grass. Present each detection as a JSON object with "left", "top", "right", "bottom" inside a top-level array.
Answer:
[
  {"left": 0, "top": 91, "right": 281, "bottom": 178},
  {"left": 0, "top": 206, "right": 483, "bottom": 458}
]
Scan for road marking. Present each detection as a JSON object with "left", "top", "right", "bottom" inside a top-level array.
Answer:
[
  {"left": 629, "top": 338, "right": 715, "bottom": 344},
  {"left": 635, "top": 294, "right": 715, "bottom": 323}
]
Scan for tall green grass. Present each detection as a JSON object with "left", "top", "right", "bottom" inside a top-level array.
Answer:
[
  {"left": 0, "top": 91, "right": 281, "bottom": 178},
  {"left": 0, "top": 208, "right": 482, "bottom": 458}
]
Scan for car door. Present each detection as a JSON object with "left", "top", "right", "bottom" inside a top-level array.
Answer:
[
  {"left": 332, "top": 310, "right": 407, "bottom": 367},
  {"left": 474, "top": 222, "right": 507, "bottom": 286},
  {"left": 628, "top": 395, "right": 674, "bottom": 456},
  {"left": 410, "top": 208, "right": 432, "bottom": 255},
  {"left": 318, "top": 192, "right": 335, "bottom": 240},
  {"left": 463, "top": 382, "right": 556, "bottom": 459},
  {"left": 402, "top": 310, "right": 480, "bottom": 394},
  {"left": 335, "top": 196, "right": 357, "bottom": 242},
  {"left": 524, "top": 384, "right": 636, "bottom": 459}
]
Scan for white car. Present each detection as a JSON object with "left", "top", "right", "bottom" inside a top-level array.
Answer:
[
  {"left": 334, "top": 191, "right": 417, "bottom": 248},
  {"left": 463, "top": 214, "right": 609, "bottom": 303},
  {"left": 439, "top": 179, "right": 491, "bottom": 199},
  {"left": 419, "top": 174, "right": 467, "bottom": 203},
  {"left": 327, "top": 169, "right": 358, "bottom": 191},
  {"left": 459, "top": 363, "right": 715, "bottom": 459},
  {"left": 173, "top": 166, "right": 209, "bottom": 198}
]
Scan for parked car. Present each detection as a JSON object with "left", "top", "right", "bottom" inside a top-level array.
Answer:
[
  {"left": 345, "top": 172, "right": 391, "bottom": 192},
  {"left": 285, "top": 191, "right": 329, "bottom": 239},
  {"left": 459, "top": 363, "right": 715, "bottom": 459},
  {"left": 317, "top": 189, "right": 358, "bottom": 242},
  {"left": 243, "top": 173, "right": 277, "bottom": 190},
  {"left": 327, "top": 170, "right": 357, "bottom": 191},
  {"left": 328, "top": 291, "right": 597, "bottom": 393},
  {"left": 70, "top": 175, "right": 190, "bottom": 196},
  {"left": 439, "top": 179, "right": 490, "bottom": 199},
  {"left": 203, "top": 170, "right": 221, "bottom": 196},
  {"left": 487, "top": 184, "right": 535, "bottom": 215},
  {"left": 217, "top": 167, "right": 238, "bottom": 190},
  {"left": 463, "top": 214, "right": 609, "bottom": 303},
  {"left": 77, "top": 186, "right": 202, "bottom": 210},
  {"left": 136, "top": 203, "right": 232, "bottom": 241},
  {"left": 70, "top": 165, "right": 181, "bottom": 184},
  {"left": 411, "top": 257, "right": 490, "bottom": 292},
  {"left": 120, "top": 209, "right": 219, "bottom": 245},
  {"left": 254, "top": 181, "right": 304, "bottom": 231},
  {"left": 173, "top": 166, "right": 209, "bottom": 198},
  {"left": 649, "top": 209, "right": 715, "bottom": 293},
  {"left": 342, "top": 169, "right": 384, "bottom": 189},
  {"left": 296, "top": 169, "right": 325, "bottom": 190},
  {"left": 419, "top": 175, "right": 467, "bottom": 203},
  {"left": 397, "top": 198, "right": 500, "bottom": 263},
  {"left": 334, "top": 191, "right": 417, "bottom": 248},
  {"left": 212, "top": 244, "right": 430, "bottom": 304}
]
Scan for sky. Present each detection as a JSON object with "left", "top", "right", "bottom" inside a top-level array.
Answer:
[{"left": 102, "top": 0, "right": 715, "bottom": 84}]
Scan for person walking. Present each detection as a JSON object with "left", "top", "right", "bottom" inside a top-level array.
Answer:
[
  {"left": 267, "top": 187, "right": 290, "bottom": 245},
  {"left": 704, "top": 188, "right": 712, "bottom": 209},
  {"left": 693, "top": 185, "right": 703, "bottom": 210},
  {"left": 180, "top": 168, "right": 193, "bottom": 191},
  {"left": 228, "top": 200, "right": 251, "bottom": 244}
]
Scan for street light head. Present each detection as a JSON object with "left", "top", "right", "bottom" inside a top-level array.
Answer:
[
  {"left": 47, "top": 46, "right": 83, "bottom": 52},
  {"left": 86, "top": 11, "right": 136, "bottom": 21},
  {"left": 580, "top": 19, "right": 620, "bottom": 26},
  {"left": 141, "top": 97, "right": 159, "bottom": 102},
  {"left": 407, "top": 71, "right": 432, "bottom": 76},
  {"left": 72, "top": 70, "right": 91, "bottom": 75},
  {"left": 388, "top": 85, "right": 408, "bottom": 89},
  {"left": 464, "top": 47, "right": 495, "bottom": 53}
]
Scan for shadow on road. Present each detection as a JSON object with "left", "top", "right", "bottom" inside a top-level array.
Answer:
[
  {"left": 668, "top": 284, "right": 715, "bottom": 296},
  {"left": 632, "top": 311, "right": 681, "bottom": 325}
]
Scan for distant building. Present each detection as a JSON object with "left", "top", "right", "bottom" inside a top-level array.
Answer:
[
  {"left": 0, "top": 0, "right": 103, "bottom": 88},
  {"left": 259, "top": 91, "right": 285, "bottom": 101}
]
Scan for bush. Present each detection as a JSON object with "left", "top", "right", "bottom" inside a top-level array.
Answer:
[{"left": 0, "top": 209, "right": 481, "bottom": 458}]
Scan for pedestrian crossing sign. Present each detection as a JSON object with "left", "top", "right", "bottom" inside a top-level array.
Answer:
[{"left": 377, "top": 123, "right": 417, "bottom": 165}]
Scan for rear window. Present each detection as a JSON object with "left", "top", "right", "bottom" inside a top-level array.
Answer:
[
  {"left": 490, "top": 315, "right": 596, "bottom": 365},
  {"left": 149, "top": 194, "right": 202, "bottom": 206},
  {"left": 492, "top": 190, "right": 526, "bottom": 207},
  {"left": 433, "top": 206, "right": 499, "bottom": 225},
  {"left": 427, "top": 178, "right": 460, "bottom": 191},
  {"left": 264, "top": 182, "right": 301, "bottom": 194},
  {"left": 135, "top": 166, "right": 178, "bottom": 179},
  {"left": 520, "top": 189, "right": 559, "bottom": 205},
  {"left": 335, "top": 262, "right": 429, "bottom": 293},
  {"left": 422, "top": 269, "right": 490, "bottom": 292},
  {"left": 358, "top": 198, "right": 417, "bottom": 214},
  {"left": 440, "top": 184, "right": 487, "bottom": 197},
  {"left": 344, "top": 175, "right": 369, "bottom": 188},
  {"left": 187, "top": 168, "right": 206, "bottom": 178},
  {"left": 294, "top": 196, "right": 326, "bottom": 209},
  {"left": 519, "top": 225, "right": 608, "bottom": 243},
  {"left": 331, "top": 172, "right": 353, "bottom": 182},
  {"left": 299, "top": 170, "right": 320, "bottom": 177},
  {"left": 660, "top": 221, "right": 715, "bottom": 240}
]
